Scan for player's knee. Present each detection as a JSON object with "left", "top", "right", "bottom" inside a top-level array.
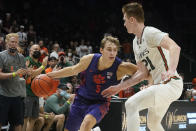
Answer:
[
  {"left": 80, "top": 118, "right": 92, "bottom": 129},
  {"left": 147, "top": 120, "right": 162, "bottom": 131},
  {"left": 64, "top": 128, "right": 69, "bottom": 131}
]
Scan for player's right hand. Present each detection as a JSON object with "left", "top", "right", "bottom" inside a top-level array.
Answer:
[{"left": 101, "top": 85, "right": 121, "bottom": 98}]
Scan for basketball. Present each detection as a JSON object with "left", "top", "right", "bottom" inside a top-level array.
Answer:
[{"left": 31, "top": 74, "right": 59, "bottom": 97}]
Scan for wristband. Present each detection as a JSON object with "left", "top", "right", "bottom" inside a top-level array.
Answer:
[
  {"left": 45, "top": 114, "right": 48, "bottom": 119},
  {"left": 41, "top": 65, "right": 45, "bottom": 70},
  {"left": 12, "top": 72, "right": 16, "bottom": 77},
  {"left": 67, "top": 101, "right": 71, "bottom": 105}
]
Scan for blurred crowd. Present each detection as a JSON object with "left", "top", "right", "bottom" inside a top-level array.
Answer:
[{"left": 0, "top": 1, "right": 196, "bottom": 130}]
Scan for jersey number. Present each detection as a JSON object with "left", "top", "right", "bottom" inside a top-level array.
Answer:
[{"left": 142, "top": 56, "right": 155, "bottom": 72}]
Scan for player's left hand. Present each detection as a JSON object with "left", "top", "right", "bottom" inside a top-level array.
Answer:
[
  {"left": 161, "top": 70, "right": 175, "bottom": 81},
  {"left": 101, "top": 85, "right": 121, "bottom": 98}
]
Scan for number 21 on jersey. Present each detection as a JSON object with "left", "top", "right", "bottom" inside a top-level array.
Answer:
[{"left": 142, "top": 56, "right": 155, "bottom": 72}]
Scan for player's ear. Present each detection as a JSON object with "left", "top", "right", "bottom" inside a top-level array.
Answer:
[
  {"left": 100, "top": 48, "right": 103, "bottom": 54},
  {"left": 129, "top": 17, "right": 134, "bottom": 23}
]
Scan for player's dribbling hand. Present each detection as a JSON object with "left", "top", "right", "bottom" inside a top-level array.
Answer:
[{"left": 101, "top": 85, "right": 121, "bottom": 98}]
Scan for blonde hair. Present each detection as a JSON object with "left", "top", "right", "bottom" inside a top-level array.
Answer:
[
  {"left": 100, "top": 35, "right": 121, "bottom": 51},
  {"left": 5, "top": 33, "right": 19, "bottom": 43},
  {"left": 122, "top": 2, "right": 145, "bottom": 23}
]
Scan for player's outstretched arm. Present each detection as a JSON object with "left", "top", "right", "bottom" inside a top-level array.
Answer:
[
  {"left": 102, "top": 61, "right": 149, "bottom": 98},
  {"left": 159, "top": 35, "right": 181, "bottom": 80},
  {"left": 47, "top": 54, "right": 94, "bottom": 79},
  {"left": 116, "top": 62, "right": 137, "bottom": 81}
]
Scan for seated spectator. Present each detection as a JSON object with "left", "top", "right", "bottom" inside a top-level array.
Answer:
[
  {"left": 33, "top": 97, "right": 55, "bottom": 131},
  {"left": 185, "top": 77, "right": 196, "bottom": 100},
  {"left": 33, "top": 112, "right": 55, "bottom": 131},
  {"left": 44, "top": 87, "right": 75, "bottom": 131}
]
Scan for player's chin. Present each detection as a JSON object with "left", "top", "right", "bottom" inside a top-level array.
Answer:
[{"left": 108, "top": 57, "right": 115, "bottom": 62}]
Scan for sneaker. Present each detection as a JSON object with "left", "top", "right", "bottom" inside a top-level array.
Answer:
[{"left": 91, "top": 126, "right": 101, "bottom": 131}]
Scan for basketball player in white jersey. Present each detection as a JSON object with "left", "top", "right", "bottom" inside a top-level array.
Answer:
[{"left": 102, "top": 2, "right": 183, "bottom": 131}]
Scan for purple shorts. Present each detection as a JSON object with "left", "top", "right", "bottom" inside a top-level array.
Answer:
[{"left": 65, "top": 95, "right": 109, "bottom": 131}]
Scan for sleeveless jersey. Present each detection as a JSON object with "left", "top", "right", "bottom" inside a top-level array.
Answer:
[
  {"left": 133, "top": 26, "right": 179, "bottom": 84},
  {"left": 77, "top": 53, "right": 122, "bottom": 101}
]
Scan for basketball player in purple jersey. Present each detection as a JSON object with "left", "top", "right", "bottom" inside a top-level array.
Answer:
[{"left": 47, "top": 35, "right": 138, "bottom": 131}]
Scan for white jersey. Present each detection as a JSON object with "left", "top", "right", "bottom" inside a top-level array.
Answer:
[{"left": 133, "top": 26, "right": 179, "bottom": 84}]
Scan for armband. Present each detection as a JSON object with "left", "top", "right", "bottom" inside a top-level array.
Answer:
[
  {"left": 67, "top": 101, "right": 71, "bottom": 105},
  {"left": 45, "top": 114, "right": 48, "bottom": 119},
  {"left": 41, "top": 65, "right": 45, "bottom": 70},
  {"left": 12, "top": 72, "right": 16, "bottom": 77}
]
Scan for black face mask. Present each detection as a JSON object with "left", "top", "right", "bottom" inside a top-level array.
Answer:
[
  {"left": 8, "top": 48, "right": 17, "bottom": 53},
  {"left": 33, "top": 51, "right": 41, "bottom": 59},
  {"left": 60, "top": 56, "right": 64, "bottom": 62}
]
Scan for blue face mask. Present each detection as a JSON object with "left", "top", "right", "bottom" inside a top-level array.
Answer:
[{"left": 60, "top": 90, "right": 70, "bottom": 99}]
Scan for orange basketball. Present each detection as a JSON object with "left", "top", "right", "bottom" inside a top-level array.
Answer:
[{"left": 31, "top": 74, "right": 59, "bottom": 97}]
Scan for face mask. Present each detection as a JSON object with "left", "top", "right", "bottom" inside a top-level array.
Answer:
[
  {"left": 60, "top": 90, "right": 70, "bottom": 99},
  {"left": 60, "top": 56, "right": 64, "bottom": 62},
  {"left": 68, "top": 53, "right": 72, "bottom": 57},
  {"left": 8, "top": 48, "right": 17, "bottom": 53},
  {"left": 32, "top": 51, "right": 41, "bottom": 59}
]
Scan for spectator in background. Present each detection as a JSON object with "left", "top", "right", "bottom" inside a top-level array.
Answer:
[
  {"left": 2, "top": 13, "right": 12, "bottom": 34},
  {"left": 44, "top": 87, "right": 75, "bottom": 131},
  {"left": 27, "top": 25, "right": 36, "bottom": 43},
  {"left": 50, "top": 42, "right": 60, "bottom": 59},
  {"left": 23, "top": 44, "right": 48, "bottom": 131},
  {"left": 0, "top": 36, "right": 5, "bottom": 51},
  {"left": 0, "top": 33, "right": 27, "bottom": 131},
  {"left": 121, "top": 39, "right": 132, "bottom": 60},
  {"left": 71, "top": 76, "right": 80, "bottom": 93},
  {"left": 192, "top": 77, "right": 196, "bottom": 89},
  {"left": 78, "top": 39, "right": 88, "bottom": 58},
  {"left": 66, "top": 48, "right": 75, "bottom": 65},
  {"left": 86, "top": 40, "right": 93, "bottom": 54},
  {"left": 17, "top": 25, "right": 27, "bottom": 46},
  {"left": 39, "top": 39, "right": 48, "bottom": 62},
  {"left": 10, "top": 20, "right": 19, "bottom": 33},
  {"left": 57, "top": 51, "right": 72, "bottom": 85},
  {"left": 185, "top": 77, "right": 196, "bottom": 100},
  {"left": 33, "top": 97, "right": 55, "bottom": 131},
  {"left": 45, "top": 56, "right": 58, "bottom": 73}
]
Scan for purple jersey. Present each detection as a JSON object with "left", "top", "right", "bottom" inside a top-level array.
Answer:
[
  {"left": 65, "top": 54, "right": 122, "bottom": 131},
  {"left": 77, "top": 53, "right": 122, "bottom": 101}
]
